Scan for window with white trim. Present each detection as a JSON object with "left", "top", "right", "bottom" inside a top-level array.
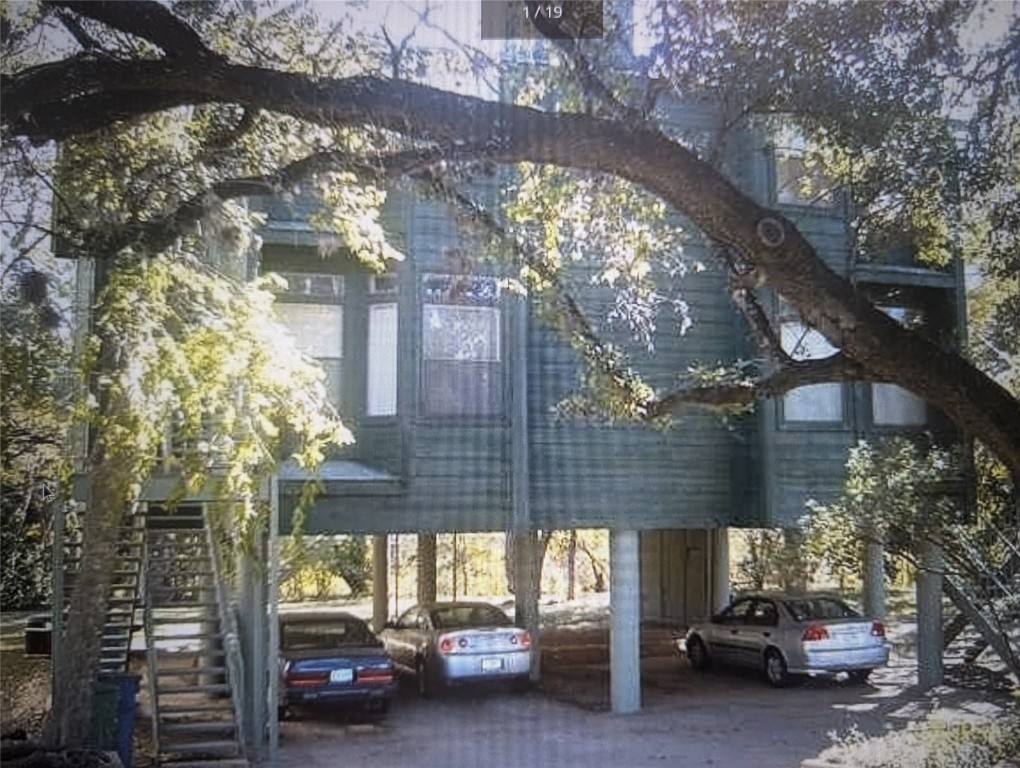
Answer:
[
  {"left": 773, "top": 126, "right": 837, "bottom": 208},
  {"left": 421, "top": 273, "right": 501, "bottom": 416},
  {"left": 872, "top": 307, "right": 927, "bottom": 426},
  {"left": 276, "top": 272, "right": 343, "bottom": 407},
  {"left": 367, "top": 274, "right": 398, "bottom": 416},
  {"left": 780, "top": 320, "right": 843, "bottom": 423}
]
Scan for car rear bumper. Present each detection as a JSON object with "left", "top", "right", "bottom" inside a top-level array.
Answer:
[
  {"left": 283, "top": 682, "right": 398, "bottom": 708},
  {"left": 437, "top": 650, "right": 532, "bottom": 682},
  {"left": 787, "top": 644, "right": 890, "bottom": 675}
]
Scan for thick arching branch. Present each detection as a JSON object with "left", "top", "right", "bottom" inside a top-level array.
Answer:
[
  {"left": 647, "top": 355, "right": 869, "bottom": 419},
  {"left": 3, "top": 13, "right": 1020, "bottom": 475}
]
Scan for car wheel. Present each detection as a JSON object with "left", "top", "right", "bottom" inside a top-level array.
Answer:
[
  {"left": 415, "top": 658, "right": 432, "bottom": 698},
  {"left": 849, "top": 668, "right": 873, "bottom": 684},
  {"left": 764, "top": 649, "right": 789, "bottom": 688},
  {"left": 687, "top": 636, "right": 711, "bottom": 671}
]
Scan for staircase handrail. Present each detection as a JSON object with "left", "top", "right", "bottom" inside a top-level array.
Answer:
[{"left": 203, "top": 508, "right": 247, "bottom": 756}]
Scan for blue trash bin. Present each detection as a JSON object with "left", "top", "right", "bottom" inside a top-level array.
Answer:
[{"left": 96, "top": 673, "right": 141, "bottom": 768}]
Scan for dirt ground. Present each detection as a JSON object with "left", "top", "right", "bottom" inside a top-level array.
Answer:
[{"left": 3, "top": 615, "right": 1016, "bottom": 767}]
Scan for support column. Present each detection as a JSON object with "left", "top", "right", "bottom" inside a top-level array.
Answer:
[
  {"left": 513, "top": 531, "right": 541, "bottom": 681},
  {"left": 916, "top": 538, "right": 944, "bottom": 688},
  {"left": 417, "top": 533, "right": 437, "bottom": 604},
  {"left": 711, "top": 527, "right": 730, "bottom": 612},
  {"left": 610, "top": 528, "right": 641, "bottom": 714},
  {"left": 267, "top": 477, "right": 280, "bottom": 758},
  {"left": 862, "top": 540, "right": 886, "bottom": 620},
  {"left": 237, "top": 539, "right": 266, "bottom": 756},
  {"left": 372, "top": 534, "right": 389, "bottom": 632}
]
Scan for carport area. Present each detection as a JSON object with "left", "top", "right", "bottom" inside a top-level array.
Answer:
[{"left": 271, "top": 620, "right": 1016, "bottom": 768}]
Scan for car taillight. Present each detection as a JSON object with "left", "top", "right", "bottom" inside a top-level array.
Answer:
[
  {"left": 439, "top": 634, "right": 468, "bottom": 654},
  {"left": 801, "top": 623, "right": 830, "bottom": 642},
  {"left": 871, "top": 620, "right": 886, "bottom": 638},
  {"left": 510, "top": 631, "right": 531, "bottom": 649},
  {"left": 286, "top": 670, "right": 328, "bottom": 687},
  {"left": 357, "top": 667, "right": 394, "bottom": 685}
]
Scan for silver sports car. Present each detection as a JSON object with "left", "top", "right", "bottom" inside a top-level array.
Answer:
[
  {"left": 677, "top": 593, "right": 890, "bottom": 687},
  {"left": 380, "top": 601, "right": 532, "bottom": 697}
]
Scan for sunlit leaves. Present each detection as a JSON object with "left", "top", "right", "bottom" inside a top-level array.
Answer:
[{"left": 85, "top": 251, "right": 352, "bottom": 508}]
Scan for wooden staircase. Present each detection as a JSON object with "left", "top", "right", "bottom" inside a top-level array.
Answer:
[
  {"left": 144, "top": 508, "right": 247, "bottom": 768},
  {"left": 942, "top": 526, "right": 1020, "bottom": 679}
]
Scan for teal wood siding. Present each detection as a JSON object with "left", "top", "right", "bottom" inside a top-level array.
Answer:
[{"left": 527, "top": 257, "right": 748, "bottom": 530}]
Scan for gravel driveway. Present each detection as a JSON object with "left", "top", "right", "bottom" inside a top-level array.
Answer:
[{"left": 274, "top": 630, "right": 1015, "bottom": 768}]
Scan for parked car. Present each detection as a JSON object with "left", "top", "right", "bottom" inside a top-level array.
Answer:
[
  {"left": 677, "top": 593, "right": 890, "bottom": 687},
  {"left": 379, "top": 601, "right": 532, "bottom": 697},
  {"left": 278, "top": 611, "right": 397, "bottom": 720}
]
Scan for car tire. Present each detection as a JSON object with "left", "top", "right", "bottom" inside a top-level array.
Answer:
[
  {"left": 415, "top": 658, "right": 432, "bottom": 698},
  {"left": 849, "top": 668, "right": 873, "bottom": 684},
  {"left": 687, "top": 636, "right": 711, "bottom": 671},
  {"left": 764, "top": 649, "right": 789, "bottom": 688}
]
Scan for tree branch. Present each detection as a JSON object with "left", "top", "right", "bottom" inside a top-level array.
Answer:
[
  {"left": 647, "top": 354, "right": 869, "bottom": 419},
  {"left": 47, "top": 0, "right": 222, "bottom": 61}
]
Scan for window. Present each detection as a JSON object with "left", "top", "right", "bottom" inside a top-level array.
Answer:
[
  {"left": 781, "top": 320, "right": 843, "bottom": 423},
  {"left": 421, "top": 274, "right": 501, "bottom": 416},
  {"left": 872, "top": 307, "right": 927, "bottom": 426},
  {"left": 276, "top": 273, "right": 343, "bottom": 407},
  {"left": 367, "top": 304, "right": 398, "bottom": 416},
  {"left": 773, "top": 126, "right": 836, "bottom": 208}
]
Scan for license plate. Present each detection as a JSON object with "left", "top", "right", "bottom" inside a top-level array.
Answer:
[
  {"left": 330, "top": 669, "right": 353, "bottom": 684},
  {"left": 481, "top": 657, "right": 503, "bottom": 673}
]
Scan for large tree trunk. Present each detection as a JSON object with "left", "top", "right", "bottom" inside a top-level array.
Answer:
[{"left": 44, "top": 452, "right": 129, "bottom": 747}]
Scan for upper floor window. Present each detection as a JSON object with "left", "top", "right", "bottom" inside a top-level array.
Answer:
[
  {"left": 276, "top": 272, "right": 344, "bottom": 407},
  {"left": 871, "top": 307, "right": 927, "bottom": 426},
  {"left": 780, "top": 318, "right": 843, "bottom": 424},
  {"left": 421, "top": 274, "right": 502, "bottom": 416},
  {"left": 773, "top": 126, "right": 837, "bottom": 208},
  {"left": 367, "top": 273, "right": 398, "bottom": 417}
]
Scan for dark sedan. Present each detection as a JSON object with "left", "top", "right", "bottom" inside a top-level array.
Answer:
[{"left": 278, "top": 611, "right": 397, "bottom": 720}]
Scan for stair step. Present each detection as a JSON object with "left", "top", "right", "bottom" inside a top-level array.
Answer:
[
  {"left": 157, "top": 666, "right": 228, "bottom": 677},
  {"left": 159, "top": 683, "right": 233, "bottom": 695},
  {"left": 158, "top": 702, "right": 235, "bottom": 715},
  {"left": 158, "top": 740, "right": 239, "bottom": 756},
  {"left": 156, "top": 649, "right": 226, "bottom": 661},
  {"left": 161, "top": 721, "right": 236, "bottom": 735}
]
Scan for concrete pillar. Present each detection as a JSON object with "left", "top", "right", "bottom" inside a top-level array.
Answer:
[
  {"left": 862, "top": 540, "right": 886, "bottom": 620},
  {"left": 417, "top": 533, "right": 437, "bottom": 604},
  {"left": 916, "top": 538, "right": 944, "bottom": 688},
  {"left": 513, "top": 530, "right": 542, "bottom": 681},
  {"left": 372, "top": 534, "right": 389, "bottom": 632},
  {"left": 610, "top": 528, "right": 641, "bottom": 714},
  {"left": 712, "top": 528, "right": 730, "bottom": 612}
]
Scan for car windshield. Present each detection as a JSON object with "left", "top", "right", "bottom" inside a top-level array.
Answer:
[
  {"left": 281, "top": 618, "right": 378, "bottom": 650},
  {"left": 430, "top": 604, "right": 511, "bottom": 630},
  {"left": 783, "top": 597, "right": 860, "bottom": 622}
]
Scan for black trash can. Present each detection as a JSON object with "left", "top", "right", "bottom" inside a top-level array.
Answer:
[
  {"left": 95, "top": 673, "right": 141, "bottom": 768},
  {"left": 24, "top": 613, "right": 52, "bottom": 656}
]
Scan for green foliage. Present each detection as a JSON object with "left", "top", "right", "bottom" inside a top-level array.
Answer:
[
  {"left": 733, "top": 528, "right": 818, "bottom": 593},
  {"left": 82, "top": 251, "right": 352, "bottom": 545},
  {"left": 0, "top": 264, "right": 71, "bottom": 609},
  {"left": 279, "top": 534, "right": 371, "bottom": 601},
  {"left": 804, "top": 438, "right": 962, "bottom": 584}
]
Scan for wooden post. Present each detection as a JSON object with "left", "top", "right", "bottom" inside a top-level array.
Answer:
[
  {"left": 372, "top": 535, "right": 388, "bottom": 632},
  {"left": 916, "top": 537, "right": 944, "bottom": 688},
  {"left": 417, "top": 533, "right": 437, "bottom": 604}
]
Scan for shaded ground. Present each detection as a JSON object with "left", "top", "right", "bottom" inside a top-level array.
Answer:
[{"left": 3, "top": 605, "right": 1016, "bottom": 767}]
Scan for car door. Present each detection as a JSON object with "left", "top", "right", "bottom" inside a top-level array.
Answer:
[
  {"left": 707, "top": 598, "right": 755, "bottom": 665},
  {"left": 743, "top": 598, "right": 780, "bottom": 667}
]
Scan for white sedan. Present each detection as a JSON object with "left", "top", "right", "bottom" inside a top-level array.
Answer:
[
  {"left": 380, "top": 601, "right": 532, "bottom": 697},
  {"left": 678, "top": 593, "right": 890, "bottom": 687}
]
